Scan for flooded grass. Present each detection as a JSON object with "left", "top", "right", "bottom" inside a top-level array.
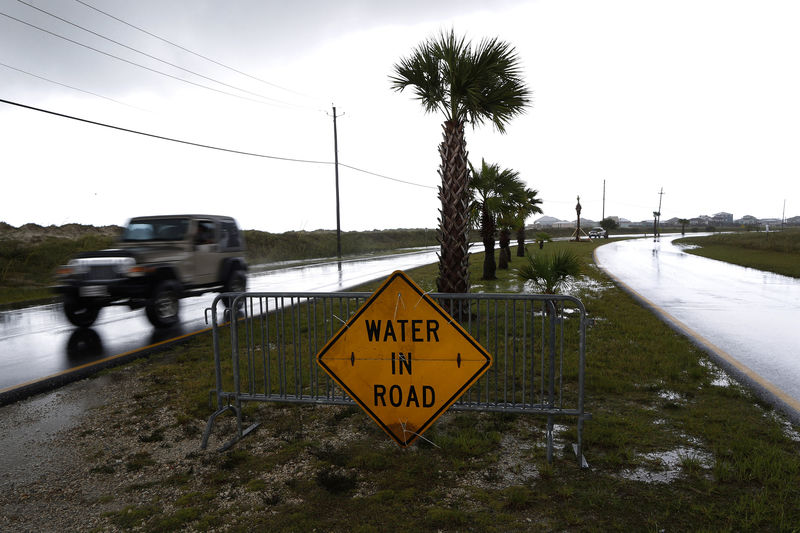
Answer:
[
  {"left": 699, "top": 357, "right": 736, "bottom": 388},
  {"left": 620, "top": 445, "right": 714, "bottom": 484},
  {"left": 550, "top": 275, "right": 615, "bottom": 300}
]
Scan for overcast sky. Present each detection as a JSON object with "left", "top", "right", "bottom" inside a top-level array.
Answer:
[{"left": 2, "top": 0, "right": 798, "bottom": 232}]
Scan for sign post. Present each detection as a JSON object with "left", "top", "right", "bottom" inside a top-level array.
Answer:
[{"left": 316, "top": 271, "right": 492, "bottom": 447}]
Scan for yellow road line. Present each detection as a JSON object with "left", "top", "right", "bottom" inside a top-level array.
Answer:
[{"left": 0, "top": 325, "right": 213, "bottom": 396}]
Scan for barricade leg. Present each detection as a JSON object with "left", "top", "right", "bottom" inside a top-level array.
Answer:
[{"left": 201, "top": 404, "right": 260, "bottom": 452}]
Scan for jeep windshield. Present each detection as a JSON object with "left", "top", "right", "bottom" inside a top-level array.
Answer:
[{"left": 122, "top": 218, "right": 190, "bottom": 242}]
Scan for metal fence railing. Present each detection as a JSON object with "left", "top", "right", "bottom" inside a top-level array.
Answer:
[{"left": 201, "top": 291, "right": 590, "bottom": 467}]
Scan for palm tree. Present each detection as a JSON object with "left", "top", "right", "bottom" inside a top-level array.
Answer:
[
  {"left": 599, "top": 217, "right": 618, "bottom": 238},
  {"left": 391, "top": 30, "right": 530, "bottom": 293},
  {"left": 678, "top": 218, "right": 690, "bottom": 236},
  {"left": 535, "top": 231, "right": 551, "bottom": 249},
  {"left": 497, "top": 186, "right": 540, "bottom": 269},
  {"left": 515, "top": 188, "right": 543, "bottom": 257},
  {"left": 468, "top": 159, "right": 523, "bottom": 280},
  {"left": 496, "top": 213, "right": 515, "bottom": 270}
]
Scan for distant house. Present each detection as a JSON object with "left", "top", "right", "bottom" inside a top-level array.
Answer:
[
  {"left": 617, "top": 218, "right": 633, "bottom": 228},
  {"left": 735, "top": 215, "right": 759, "bottom": 226},
  {"left": 690, "top": 215, "right": 711, "bottom": 226},
  {"left": 551, "top": 220, "right": 576, "bottom": 229},
  {"left": 712, "top": 212, "right": 734, "bottom": 225},
  {"left": 532, "top": 216, "right": 561, "bottom": 228}
]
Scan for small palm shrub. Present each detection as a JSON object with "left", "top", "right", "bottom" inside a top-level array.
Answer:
[
  {"left": 535, "top": 232, "right": 551, "bottom": 249},
  {"left": 517, "top": 249, "right": 581, "bottom": 294}
]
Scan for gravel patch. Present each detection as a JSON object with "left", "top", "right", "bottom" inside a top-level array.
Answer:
[{"left": 0, "top": 369, "right": 212, "bottom": 531}]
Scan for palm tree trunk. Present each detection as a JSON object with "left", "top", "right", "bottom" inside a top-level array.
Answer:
[
  {"left": 481, "top": 204, "right": 496, "bottom": 280},
  {"left": 516, "top": 226, "right": 526, "bottom": 257},
  {"left": 498, "top": 228, "right": 511, "bottom": 269},
  {"left": 436, "top": 120, "right": 470, "bottom": 293}
]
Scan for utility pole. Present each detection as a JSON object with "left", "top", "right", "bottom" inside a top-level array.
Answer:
[
  {"left": 602, "top": 179, "right": 606, "bottom": 222},
  {"left": 782, "top": 199, "right": 786, "bottom": 231},
  {"left": 331, "top": 105, "right": 344, "bottom": 264},
  {"left": 656, "top": 187, "right": 664, "bottom": 238}
]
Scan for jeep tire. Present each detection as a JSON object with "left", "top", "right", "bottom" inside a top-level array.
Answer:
[
  {"left": 146, "top": 280, "right": 181, "bottom": 329},
  {"left": 222, "top": 270, "right": 247, "bottom": 308},
  {"left": 64, "top": 296, "right": 100, "bottom": 328}
]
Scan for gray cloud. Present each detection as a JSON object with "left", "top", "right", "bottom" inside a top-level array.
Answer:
[{"left": 1, "top": 0, "right": 522, "bottom": 101}]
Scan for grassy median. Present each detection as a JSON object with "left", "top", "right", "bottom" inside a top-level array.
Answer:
[
  {"left": 676, "top": 229, "right": 800, "bottom": 278},
  {"left": 74, "top": 238, "right": 800, "bottom": 531}
]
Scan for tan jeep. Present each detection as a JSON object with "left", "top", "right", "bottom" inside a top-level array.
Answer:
[{"left": 55, "top": 215, "right": 247, "bottom": 328}]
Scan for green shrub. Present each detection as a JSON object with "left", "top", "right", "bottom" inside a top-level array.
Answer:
[{"left": 517, "top": 249, "right": 582, "bottom": 293}]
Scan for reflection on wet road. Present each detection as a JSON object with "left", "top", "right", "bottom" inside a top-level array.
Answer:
[
  {"left": 0, "top": 248, "right": 441, "bottom": 392},
  {"left": 595, "top": 235, "right": 800, "bottom": 416}
]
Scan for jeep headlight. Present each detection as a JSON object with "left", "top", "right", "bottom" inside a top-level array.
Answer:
[
  {"left": 67, "top": 259, "right": 89, "bottom": 275},
  {"left": 114, "top": 257, "right": 137, "bottom": 274},
  {"left": 119, "top": 259, "right": 155, "bottom": 277}
]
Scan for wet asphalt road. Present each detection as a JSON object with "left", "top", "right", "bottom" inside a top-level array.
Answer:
[
  {"left": 0, "top": 248, "right": 442, "bottom": 394},
  {"left": 595, "top": 235, "right": 800, "bottom": 419}
]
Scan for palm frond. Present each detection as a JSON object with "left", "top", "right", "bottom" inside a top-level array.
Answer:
[{"left": 391, "top": 29, "right": 530, "bottom": 129}]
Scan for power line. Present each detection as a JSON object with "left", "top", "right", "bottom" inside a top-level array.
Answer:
[
  {"left": 0, "top": 97, "right": 331, "bottom": 164},
  {"left": 0, "top": 61, "right": 141, "bottom": 110},
  {"left": 339, "top": 163, "right": 434, "bottom": 189},
  {"left": 73, "top": 0, "right": 317, "bottom": 101},
  {"left": 0, "top": 97, "right": 435, "bottom": 189},
  {"left": 0, "top": 11, "right": 289, "bottom": 108},
  {"left": 14, "top": 0, "right": 301, "bottom": 108}
]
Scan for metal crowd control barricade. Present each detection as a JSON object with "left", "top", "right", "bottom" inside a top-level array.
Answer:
[{"left": 202, "top": 291, "right": 590, "bottom": 467}]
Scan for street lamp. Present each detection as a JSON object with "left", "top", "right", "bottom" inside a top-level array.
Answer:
[{"left": 652, "top": 211, "right": 660, "bottom": 241}]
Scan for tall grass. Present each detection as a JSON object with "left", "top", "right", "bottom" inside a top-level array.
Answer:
[
  {"left": 0, "top": 227, "right": 440, "bottom": 305},
  {"left": 0, "top": 234, "right": 118, "bottom": 305},
  {"left": 243, "top": 228, "right": 438, "bottom": 263},
  {"left": 0, "top": 235, "right": 115, "bottom": 286}
]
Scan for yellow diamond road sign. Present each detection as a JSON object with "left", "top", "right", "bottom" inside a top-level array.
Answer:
[{"left": 316, "top": 270, "right": 492, "bottom": 447}]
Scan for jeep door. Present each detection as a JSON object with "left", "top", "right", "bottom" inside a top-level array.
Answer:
[{"left": 193, "top": 219, "right": 219, "bottom": 285}]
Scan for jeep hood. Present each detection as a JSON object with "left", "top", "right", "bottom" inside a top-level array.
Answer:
[{"left": 76, "top": 245, "right": 188, "bottom": 263}]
